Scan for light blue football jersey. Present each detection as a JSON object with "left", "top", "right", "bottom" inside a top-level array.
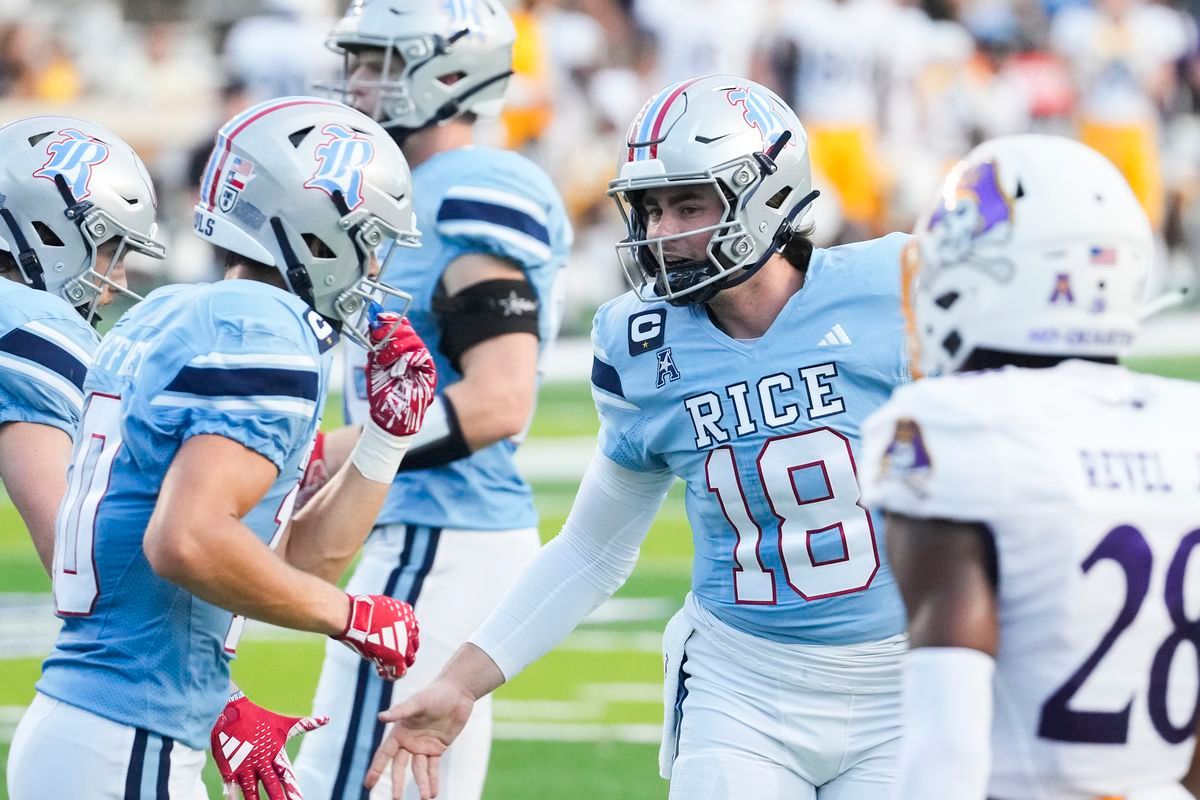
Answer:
[
  {"left": 0, "top": 279, "right": 99, "bottom": 435},
  {"left": 591, "top": 234, "right": 911, "bottom": 645},
  {"left": 37, "top": 279, "right": 336, "bottom": 750},
  {"left": 344, "top": 146, "right": 572, "bottom": 531}
]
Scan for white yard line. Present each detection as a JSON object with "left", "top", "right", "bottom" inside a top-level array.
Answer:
[
  {"left": 492, "top": 721, "right": 661, "bottom": 745},
  {"left": 0, "top": 595, "right": 672, "bottom": 658}
]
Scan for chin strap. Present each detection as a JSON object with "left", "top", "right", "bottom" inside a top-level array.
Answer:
[
  {"left": 384, "top": 68, "right": 514, "bottom": 146},
  {"left": 713, "top": 188, "right": 820, "bottom": 294},
  {"left": 0, "top": 207, "right": 44, "bottom": 290}
]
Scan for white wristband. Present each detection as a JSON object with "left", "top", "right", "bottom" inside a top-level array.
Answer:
[{"left": 349, "top": 421, "right": 414, "bottom": 483}]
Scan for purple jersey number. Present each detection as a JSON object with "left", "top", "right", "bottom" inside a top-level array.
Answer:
[{"left": 1038, "top": 525, "right": 1200, "bottom": 745}]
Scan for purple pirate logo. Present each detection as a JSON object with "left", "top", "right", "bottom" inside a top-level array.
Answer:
[
  {"left": 926, "top": 159, "right": 1016, "bottom": 282},
  {"left": 33, "top": 129, "right": 110, "bottom": 201},
  {"left": 726, "top": 87, "right": 793, "bottom": 152},
  {"left": 304, "top": 124, "right": 375, "bottom": 211},
  {"left": 881, "top": 418, "right": 933, "bottom": 495}
]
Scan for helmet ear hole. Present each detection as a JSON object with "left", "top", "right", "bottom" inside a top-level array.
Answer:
[
  {"left": 303, "top": 233, "right": 335, "bottom": 259},
  {"left": 32, "top": 222, "right": 63, "bottom": 247},
  {"left": 765, "top": 186, "right": 792, "bottom": 210}
]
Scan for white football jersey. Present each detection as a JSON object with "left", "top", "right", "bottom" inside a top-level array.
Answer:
[
  {"left": 861, "top": 361, "right": 1200, "bottom": 799},
  {"left": 1050, "top": 3, "right": 1192, "bottom": 124},
  {"left": 779, "top": 0, "right": 895, "bottom": 126}
]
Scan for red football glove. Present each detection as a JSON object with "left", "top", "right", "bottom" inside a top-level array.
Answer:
[
  {"left": 294, "top": 431, "right": 328, "bottom": 512},
  {"left": 332, "top": 593, "right": 420, "bottom": 681},
  {"left": 365, "top": 312, "right": 436, "bottom": 438},
  {"left": 210, "top": 692, "right": 328, "bottom": 800}
]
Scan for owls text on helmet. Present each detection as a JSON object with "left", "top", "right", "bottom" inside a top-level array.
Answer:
[
  {"left": 607, "top": 75, "right": 816, "bottom": 306},
  {"left": 904, "top": 134, "right": 1153, "bottom": 377}
]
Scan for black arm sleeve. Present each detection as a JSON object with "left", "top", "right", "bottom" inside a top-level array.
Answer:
[{"left": 431, "top": 278, "right": 540, "bottom": 372}]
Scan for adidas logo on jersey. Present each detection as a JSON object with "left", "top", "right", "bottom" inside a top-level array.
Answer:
[
  {"left": 817, "top": 324, "right": 852, "bottom": 347},
  {"left": 217, "top": 731, "right": 253, "bottom": 772}
]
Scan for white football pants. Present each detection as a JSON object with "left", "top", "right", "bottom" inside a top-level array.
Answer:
[
  {"left": 7, "top": 693, "right": 207, "bottom": 800},
  {"left": 295, "top": 523, "right": 540, "bottom": 800},
  {"left": 662, "top": 593, "right": 906, "bottom": 800}
]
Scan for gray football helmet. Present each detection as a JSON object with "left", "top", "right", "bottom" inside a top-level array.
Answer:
[
  {"left": 608, "top": 75, "right": 817, "bottom": 306},
  {"left": 0, "top": 116, "right": 164, "bottom": 320},
  {"left": 319, "top": 0, "right": 515, "bottom": 136},
  {"left": 193, "top": 97, "right": 421, "bottom": 349}
]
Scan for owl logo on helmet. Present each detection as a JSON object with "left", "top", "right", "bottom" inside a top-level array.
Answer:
[
  {"left": 926, "top": 160, "right": 1016, "bottom": 283},
  {"left": 726, "top": 87, "right": 793, "bottom": 152},
  {"left": 304, "top": 124, "right": 376, "bottom": 211},
  {"left": 33, "top": 128, "right": 110, "bottom": 201}
]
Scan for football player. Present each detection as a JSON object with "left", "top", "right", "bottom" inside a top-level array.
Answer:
[
  {"left": 859, "top": 135, "right": 1200, "bottom": 799},
  {"left": 771, "top": 0, "right": 895, "bottom": 238},
  {"left": 6, "top": 98, "right": 436, "bottom": 800},
  {"left": 0, "top": 116, "right": 163, "bottom": 574},
  {"left": 366, "top": 75, "right": 912, "bottom": 799},
  {"left": 292, "top": 2, "right": 572, "bottom": 798},
  {"left": 1050, "top": 0, "right": 1190, "bottom": 233}
]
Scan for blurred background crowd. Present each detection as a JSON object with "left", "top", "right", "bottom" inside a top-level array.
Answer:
[{"left": 0, "top": 0, "right": 1195, "bottom": 332}]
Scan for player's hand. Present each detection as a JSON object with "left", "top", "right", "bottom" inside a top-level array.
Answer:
[
  {"left": 332, "top": 593, "right": 420, "bottom": 681},
  {"left": 294, "top": 431, "right": 328, "bottom": 511},
  {"left": 365, "top": 679, "right": 476, "bottom": 799},
  {"left": 210, "top": 691, "right": 328, "bottom": 800},
  {"left": 366, "top": 310, "right": 436, "bottom": 438}
]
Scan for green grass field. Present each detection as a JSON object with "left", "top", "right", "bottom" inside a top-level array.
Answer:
[{"left": 2, "top": 354, "right": 1197, "bottom": 798}]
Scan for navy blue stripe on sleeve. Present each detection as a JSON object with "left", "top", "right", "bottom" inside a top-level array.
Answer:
[
  {"left": 165, "top": 366, "right": 320, "bottom": 401},
  {"left": 0, "top": 328, "right": 87, "bottom": 390},
  {"left": 437, "top": 198, "right": 551, "bottom": 245},
  {"left": 591, "top": 357, "right": 625, "bottom": 399}
]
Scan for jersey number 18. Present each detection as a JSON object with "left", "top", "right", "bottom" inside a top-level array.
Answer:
[{"left": 706, "top": 427, "right": 880, "bottom": 604}]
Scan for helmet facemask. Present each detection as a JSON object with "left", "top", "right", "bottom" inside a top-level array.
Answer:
[
  {"left": 271, "top": 191, "right": 420, "bottom": 352},
  {"left": 610, "top": 133, "right": 816, "bottom": 306},
  {"left": 318, "top": 28, "right": 507, "bottom": 139},
  {"left": 611, "top": 176, "right": 749, "bottom": 306}
]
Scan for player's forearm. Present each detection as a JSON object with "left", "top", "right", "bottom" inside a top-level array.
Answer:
[
  {"left": 444, "top": 376, "right": 532, "bottom": 450},
  {"left": 284, "top": 458, "right": 393, "bottom": 582},
  {"left": 146, "top": 513, "right": 349, "bottom": 635},
  {"left": 446, "top": 347, "right": 537, "bottom": 451},
  {"left": 470, "top": 452, "right": 673, "bottom": 679},
  {"left": 0, "top": 422, "right": 72, "bottom": 575},
  {"left": 895, "top": 647, "right": 994, "bottom": 799},
  {"left": 437, "top": 642, "right": 508, "bottom": 702},
  {"left": 12, "top": 492, "right": 57, "bottom": 575}
]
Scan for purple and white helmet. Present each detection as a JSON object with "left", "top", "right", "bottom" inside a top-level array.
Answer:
[
  {"left": 608, "top": 75, "right": 816, "bottom": 306},
  {"left": 0, "top": 116, "right": 164, "bottom": 319},
  {"left": 194, "top": 97, "right": 420, "bottom": 349},
  {"left": 905, "top": 134, "right": 1153, "bottom": 377}
]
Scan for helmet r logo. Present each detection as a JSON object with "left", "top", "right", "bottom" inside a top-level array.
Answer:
[
  {"left": 726, "top": 87, "right": 792, "bottom": 152},
  {"left": 442, "top": 0, "right": 486, "bottom": 37},
  {"left": 304, "top": 124, "right": 375, "bottom": 211},
  {"left": 33, "top": 129, "right": 110, "bottom": 201}
]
